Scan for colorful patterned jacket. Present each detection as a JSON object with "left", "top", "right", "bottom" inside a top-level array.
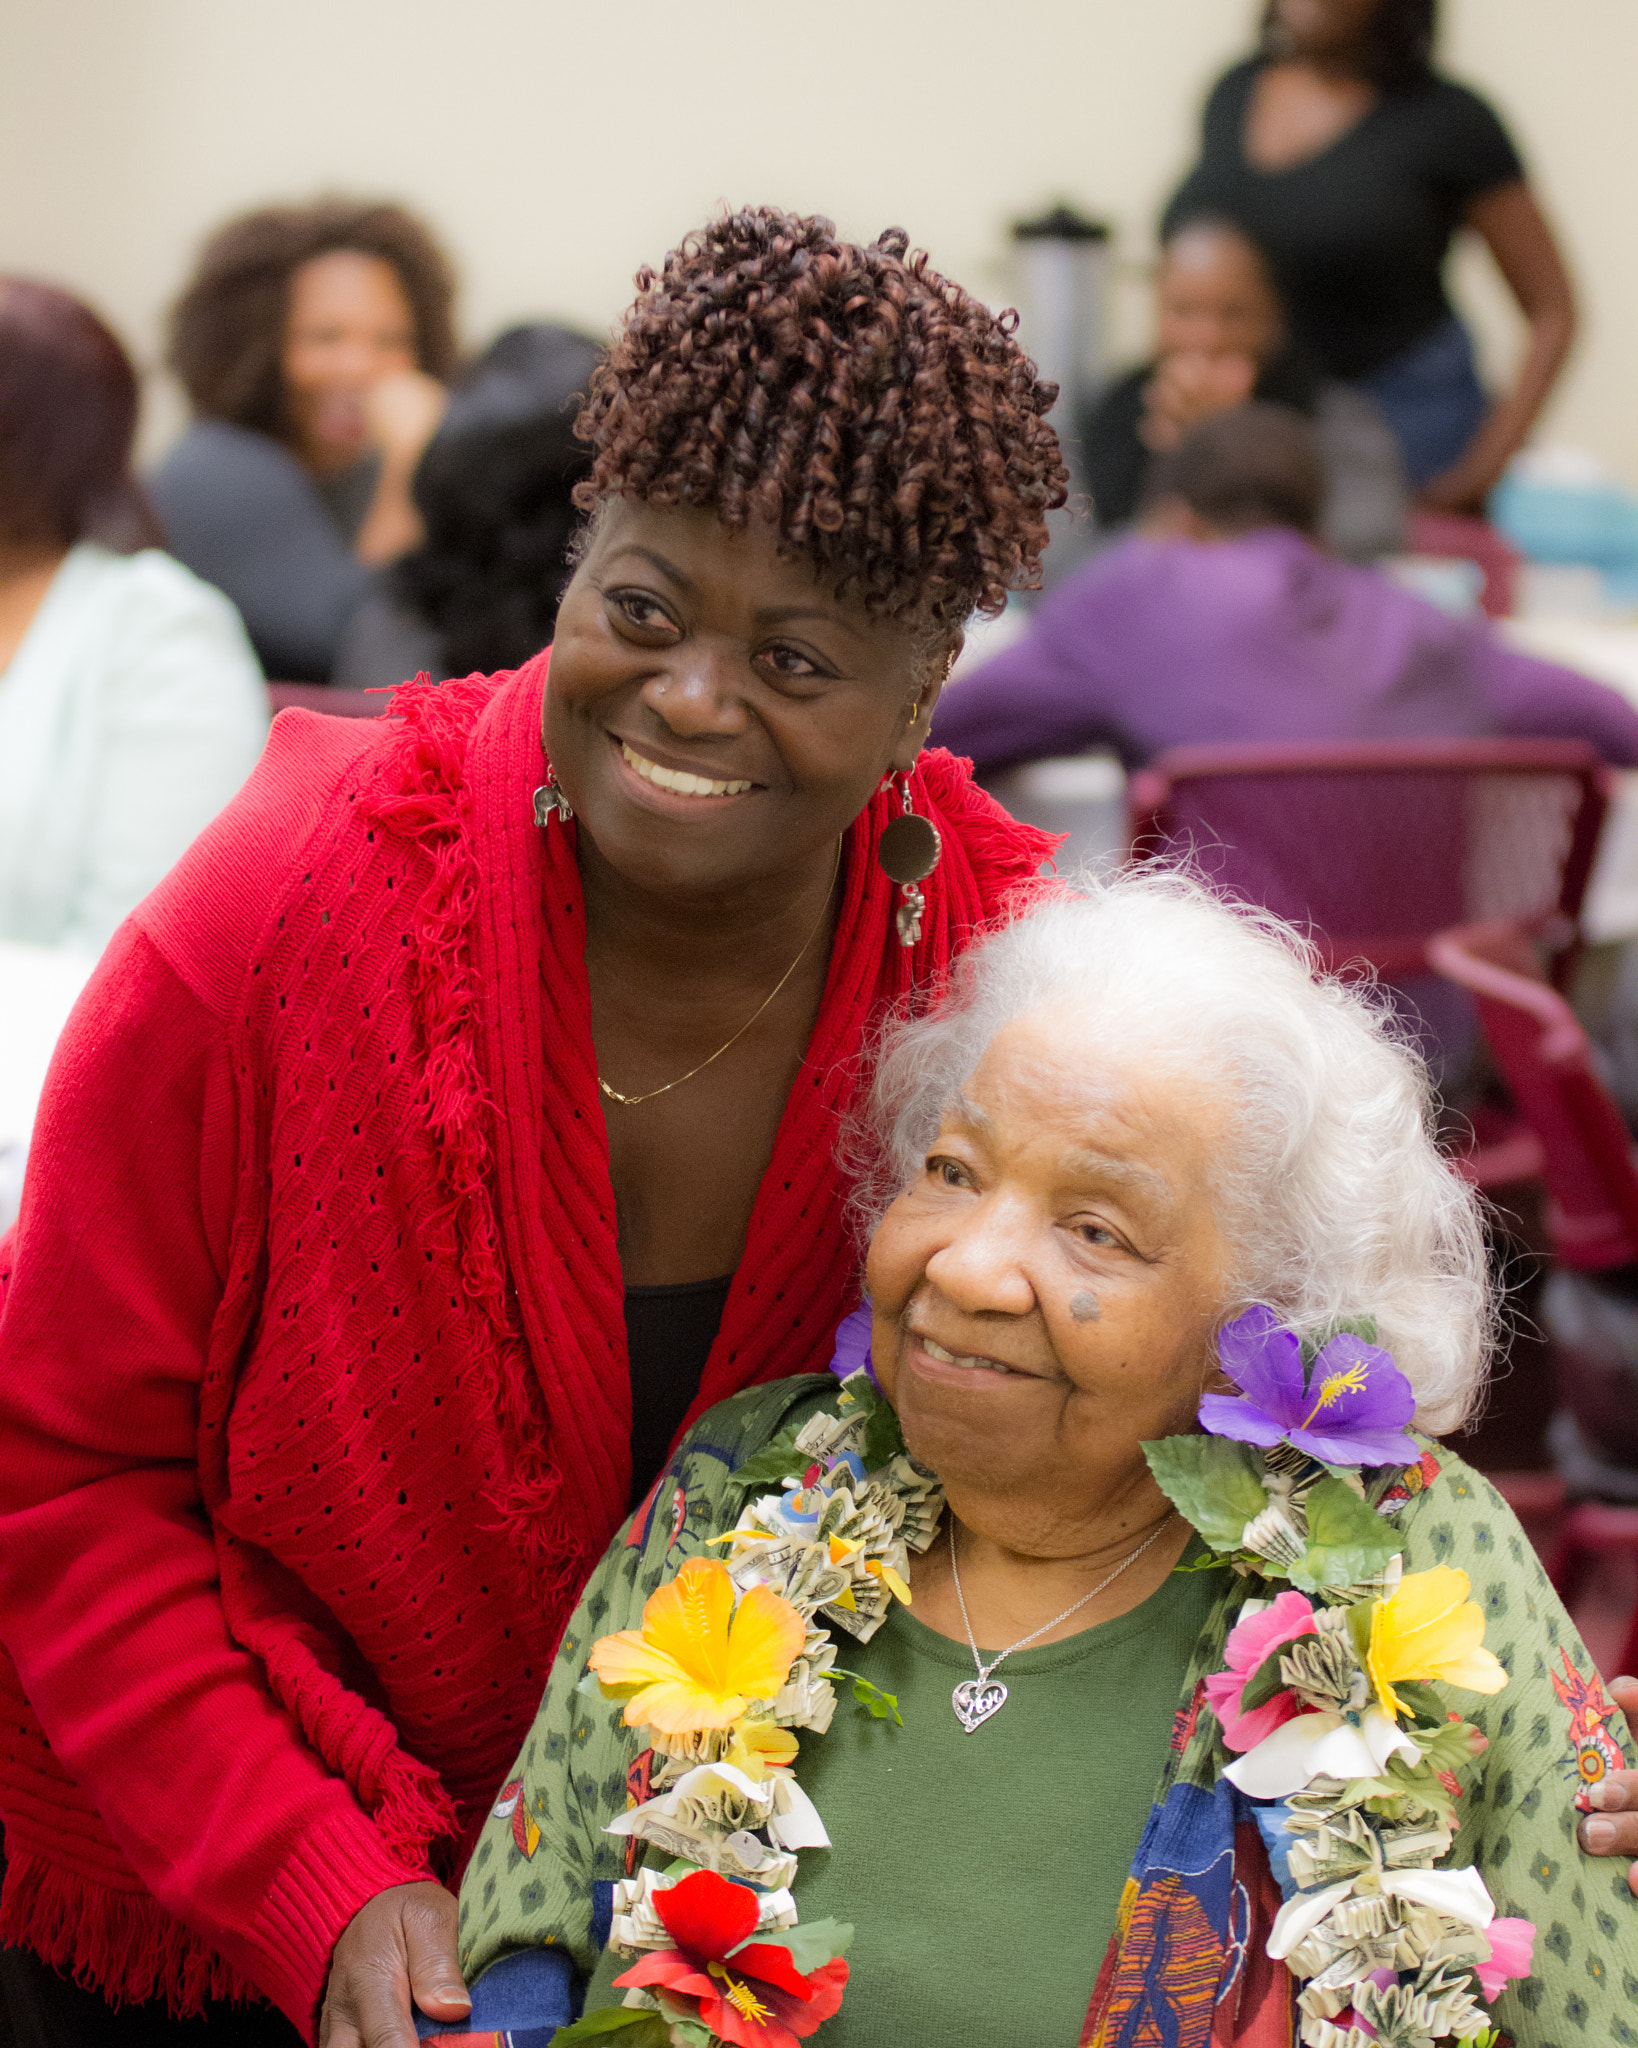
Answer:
[{"left": 448, "top": 1377, "right": 1636, "bottom": 2048}]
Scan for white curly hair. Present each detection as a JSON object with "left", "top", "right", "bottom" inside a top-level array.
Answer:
[{"left": 854, "top": 867, "right": 1493, "bottom": 1434}]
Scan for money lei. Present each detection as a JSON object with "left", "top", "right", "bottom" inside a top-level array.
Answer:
[
  {"left": 1146, "top": 1427, "right": 1525, "bottom": 2048},
  {"left": 597, "top": 1371, "right": 943, "bottom": 2044}
]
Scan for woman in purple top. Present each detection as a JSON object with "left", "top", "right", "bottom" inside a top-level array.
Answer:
[{"left": 934, "top": 405, "right": 1638, "bottom": 778}]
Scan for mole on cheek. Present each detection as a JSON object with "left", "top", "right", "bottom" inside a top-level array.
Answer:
[{"left": 1069, "top": 1290, "right": 1102, "bottom": 1323}]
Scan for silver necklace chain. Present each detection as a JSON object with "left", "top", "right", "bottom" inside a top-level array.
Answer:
[{"left": 946, "top": 1512, "right": 1175, "bottom": 1733}]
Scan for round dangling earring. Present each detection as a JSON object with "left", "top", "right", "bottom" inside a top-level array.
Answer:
[
  {"left": 876, "top": 771, "right": 941, "bottom": 947},
  {"left": 533, "top": 770, "right": 573, "bottom": 826}
]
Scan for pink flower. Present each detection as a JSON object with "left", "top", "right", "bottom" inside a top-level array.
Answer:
[
  {"left": 1474, "top": 1917, "right": 1535, "bottom": 2002},
  {"left": 1204, "top": 1590, "right": 1319, "bottom": 1751}
]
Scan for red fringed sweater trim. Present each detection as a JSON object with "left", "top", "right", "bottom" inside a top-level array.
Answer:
[{"left": 0, "top": 657, "right": 1058, "bottom": 2036}]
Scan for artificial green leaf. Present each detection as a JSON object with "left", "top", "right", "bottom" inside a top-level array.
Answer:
[
  {"left": 1141, "top": 1435, "right": 1268, "bottom": 1551},
  {"left": 1238, "top": 1644, "right": 1298, "bottom": 1714},
  {"left": 830, "top": 1668, "right": 903, "bottom": 1725},
  {"left": 550, "top": 2009, "right": 671, "bottom": 2046},
  {"left": 730, "top": 1425, "right": 808, "bottom": 1494},
  {"left": 1299, "top": 1315, "right": 1379, "bottom": 1365},
  {"left": 1392, "top": 1679, "right": 1452, "bottom": 1727},
  {"left": 747, "top": 1918, "right": 855, "bottom": 1971},
  {"left": 861, "top": 1391, "right": 906, "bottom": 1472},
  {"left": 1335, "top": 1748, "right": 1461, "bottom": 1825},
  {"left": 1288, "top": 1478, "right": 1398, "bottom": 1594},
  {"left": 1345, "top": 1598, "right": 1376, "bottom": 1666},
  {"left": 1409, "top": 1716, "right": 1484, "bottom": 1774}
]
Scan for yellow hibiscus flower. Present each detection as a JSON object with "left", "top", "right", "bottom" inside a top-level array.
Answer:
[
  {"left": 723, "top": 1716, "right": 801, "bottom": 1778},
  {"left": 588, "top": 1557, "right": 806, "bottom": 1735},
  {"left": 1367, "top": 1565, "right": 1507, "bottom": 1721}
]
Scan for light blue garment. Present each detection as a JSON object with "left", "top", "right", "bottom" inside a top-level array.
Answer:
[
  {"left": 1354, "top": 315, "right": 1489, "bottom": 486},
  {"left": 0, "top": 544, "right": 268, "bottom": 953}
]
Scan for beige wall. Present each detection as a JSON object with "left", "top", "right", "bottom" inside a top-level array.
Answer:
[{"left": 2, "top": 0, "right": 1634, "bottom": 479}]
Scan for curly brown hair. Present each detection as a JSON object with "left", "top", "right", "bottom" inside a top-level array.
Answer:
[
  {"left": 574, "top": 208, "right": 1067, "bottom": 623},
  {"left": 167, "top": 198, "right": 458, "bottom": 438}
]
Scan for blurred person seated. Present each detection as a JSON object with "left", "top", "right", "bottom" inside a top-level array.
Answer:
[
  {"left": 149, "top": 199, "right": 458, "bottom": 682},
  {"left": 1082, "top": 212, "right": 1407, "bottom": 560},
  {"left": 1164, "top": 0, "right": 1575, "bottom": 510},
  {"left": 333, "top": 322, "right": 600, "bottom": 688},
  {"left": 935, "top": 404, "right": 1638, "bottom": 777},
  {"left": 0, "top": 278, "right": 267, "bottom": 958}
]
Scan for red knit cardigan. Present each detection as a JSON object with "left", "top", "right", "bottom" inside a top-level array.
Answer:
[{"left": 0, "top": 658, "right": 1055, "bottom": 2038}]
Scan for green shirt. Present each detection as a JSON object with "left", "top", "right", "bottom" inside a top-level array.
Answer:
[
  {"left": 775, "top": 1557, "right": 1220, "bottom": 2047},
  {"left": 579, "top": 1544, "right": 1218, "bottom": 2042}
]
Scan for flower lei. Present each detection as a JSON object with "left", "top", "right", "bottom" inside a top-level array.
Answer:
[
  {"left": 561, "top": 1308, "right": 1536, "bottom": 2048},
  {"left": 557, "top": 1368, "right": 943, "bottom": 2048},
  {"left": 1144, "top": 1304, "right": 1534, "bottom": 2048}
]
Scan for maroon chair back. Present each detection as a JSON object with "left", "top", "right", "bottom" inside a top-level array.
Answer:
[
  {"left": 1127, "top": 739, "right": 1609, "bottom": 987},
  {"left": 1405, "top": 510, "right": 1521, "bottom": 620},
  {"left": 1428, "top": 921, "right": 1638, "bottom": 1270},
  {"left": 266, "top": 683, "right": 392, "bottom": 719}
]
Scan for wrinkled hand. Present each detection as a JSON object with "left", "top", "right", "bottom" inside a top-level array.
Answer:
[
  {"left": 1140, "top": 351, "right": 1259, "bottom": 453},
  {"left": 320, "top": 1882, "right": 469, "bottom": 2048},
  {"left": 364, "top": 371, "right": 450, "bottom": 470},
  {"left": 1578, "top": 1674, "right": 1638, "bottom": 1896}
]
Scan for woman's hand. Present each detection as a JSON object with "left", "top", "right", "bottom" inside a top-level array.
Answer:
[
  {"left": 1578, "top": 1674, "right": 1638, "bottom": 1896},
  {"left": 320, "top": 1882, "right": 470, "bottom": 2047},
  {"left": 365, "top": 371, "right": 451, "bottom": 473},
  {"left": 354, "top": 372, "right": 451, "bottom": 566},
  {"left": 1140, "top": 351, "right": 1259, "bottom": 453},
  {"left": 1418, "top": 181, "right": 1576, "bottom": 519},
  {"left": 1415, "top": 460, "right": 1496, "bottom": 518}
]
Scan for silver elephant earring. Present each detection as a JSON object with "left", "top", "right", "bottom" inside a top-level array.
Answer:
[
  {"left": 533, "top": 774, "right": 573, "bottom": 826},
  {"left": 876, "top": 772, "right": 941, "bottom": 947}
]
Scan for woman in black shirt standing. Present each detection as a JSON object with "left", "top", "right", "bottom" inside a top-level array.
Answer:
[{"left": 1164, "top": 0, "right": 1575, "bottom": 511}]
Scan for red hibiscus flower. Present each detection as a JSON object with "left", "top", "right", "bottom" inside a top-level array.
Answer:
[{"left": 613, "top": 1870, "right": 848, "bottom": 2048}]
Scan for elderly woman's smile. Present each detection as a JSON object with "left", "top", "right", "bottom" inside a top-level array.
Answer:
[{"left": 867, "top": 1008, "right": 1235, "bottom": 1558}]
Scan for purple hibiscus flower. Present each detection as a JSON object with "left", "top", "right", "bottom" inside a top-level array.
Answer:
[
  {"left": 1198, "top": 1305, "right": 1418, "bottom": 1466},
  {"left": 827, "top": 1302, "right": 876, "bottom": 1385}
]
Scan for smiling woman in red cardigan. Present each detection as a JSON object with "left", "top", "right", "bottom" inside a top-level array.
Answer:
[{"left": 0, "top": 209, "right": 1065, "bottom": 2048}]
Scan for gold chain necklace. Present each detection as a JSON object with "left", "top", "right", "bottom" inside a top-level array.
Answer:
[{"left": 597, "top": 842, "right": 842, "bottom": 1108}]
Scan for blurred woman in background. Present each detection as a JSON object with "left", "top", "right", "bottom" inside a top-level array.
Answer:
[
  {"left": 1081, "top": 211, "right": 1407, "bottom": 559},
  {"left": 150, "top": 199, "right": 458, "bottom": 681},
  {"left": 0, "top": 278, "right": 266, "bottom": 957},
  {"left": 1165, "top": 0, "right": 1576, "bottom": 508},
  {"left": 333, "top": 322, "right": 601, "bottom": 688}
]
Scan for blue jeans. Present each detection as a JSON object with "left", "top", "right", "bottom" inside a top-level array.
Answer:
[{"left": 1355, "top": 315, "right": 1490, "bottom": 487}]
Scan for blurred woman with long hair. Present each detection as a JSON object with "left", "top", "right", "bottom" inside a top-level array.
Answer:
[{"left": 0, "top": 277, "right": 266, "bottom": 956}]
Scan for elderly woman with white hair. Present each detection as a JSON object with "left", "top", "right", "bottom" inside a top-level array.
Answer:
[{"left": 429, "top": 874, "right": 1633, "bottom": 2048}]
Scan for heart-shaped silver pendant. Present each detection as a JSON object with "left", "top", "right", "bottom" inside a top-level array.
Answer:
[{"left": 952, "top": 1677, "right": 1008, "bottom": 1732}]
